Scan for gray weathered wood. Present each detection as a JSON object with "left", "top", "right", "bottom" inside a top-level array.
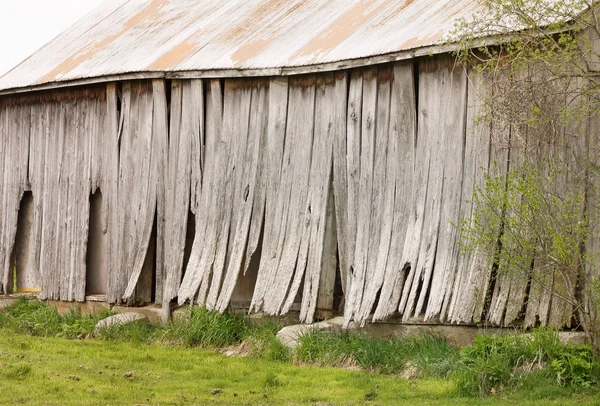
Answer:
[
  {"left": 373, "top": 61, "right": 416, "bottom": 322},
  {"left": 345, "top": 68, "right": 377, "bottom": 326},
  {"left": 250, "top": 77, "right": 288, "bottom": 313}
]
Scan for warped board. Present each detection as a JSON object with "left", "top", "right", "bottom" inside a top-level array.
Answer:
[
  {"left": 0, "top": 58, "right": 591, "bottom": 329},
  {"left": 109, "top": 81, "right": 158, "bottom": 304},
  {"left": 373, "top": 60, "right": 417, "bottom": 322},
  {"left": 447, "top": 70, "right": 495, "bottom": 324}
]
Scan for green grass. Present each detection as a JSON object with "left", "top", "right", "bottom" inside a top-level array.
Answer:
[
  {"left": 296, "top": 330, "right": 459, "bottom": 376},
  {"left": 2, "top": 331, "right": 598, "bottom": 405},
  {"left": 1, "top": 298, "right": 600, "bottom": 405}
]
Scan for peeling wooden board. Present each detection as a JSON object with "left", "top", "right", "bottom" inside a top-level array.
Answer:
[
  {"left": 357, "top": 67, "right": 394, "bottom": 324},
  {"left": 152, "top": 80, "right": 168, "bottom": 304},
  {"left": 373, "top": 61, "right": 416, "bottom": 322},
  {"left": 424, "top": 64, "right": 468, "bottom": 321},
  {"left": 202, "top": 79, "right": 252, "bottom": 307},
  {"left": 447, "top": 70, "right": 494, "bottom": 324},
  {"left": 295, "top": 73, "right": 337, "bottom": 323},
  {"left": 112, "top": 81, "right": 157, "bottom": 304},
  {"left": 244, "top": 80, "right": 271, "bottom": 277},
  {"left": 250, "top": 77, "right": 288, "bottom": 313},
  {"left": 156, "top": 80, "right": 193, "bottom": 305},
  {"left": 215, "top": 82, "right": 268, "bottom": 312},
  {"left": 344, "top": 71, "right": 363, "bottom": 302},
  {"left": 331, "top": 71, "right": 350, "bottom": 297},
  {"left": 263, "top": 76, "right": 316, "bottom": 316},
  {"left": 177, "top": 80, "right": 226, "bottom": 305},
  {"left": 345, "top": 68, "right": 377, "bottom": 326},
  {"left": 0, "top": 103, "right": 30, "bottom": 293},
  {"left": 398, "top": 58, "right": 447, "bottom": 321}
]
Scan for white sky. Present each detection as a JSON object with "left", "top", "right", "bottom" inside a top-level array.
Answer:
[{"left": 0, "top": 0, "right": 105, "bottom": 77}]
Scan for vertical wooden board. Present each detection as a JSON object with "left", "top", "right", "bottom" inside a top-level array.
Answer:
[
  {"left": 394, "top": 63, "right": 434, "bottom": 320},
  {"left": 357, "top": 67, "right": 395, "bottom": 324},
  {"left": 201, "top": 79, "right": 252, "bottom": 306},
  {"left": 215, "top": 81, "right": 268, "bottom": 311},
  {"left": 114, "top": 81, "right": 157, "bottom": 303},
  {"left": 344, "top": 68, "right": 378, "bottom": 325},
  {"left": 447, "top": 70, "right": 494, "bottom": 324},
  {"left": 155, "top": 80, "right": 192, "bottom": 304},
  {"left": 244, "top": 79, "right": 271, "bottom": 276},
  {"left": 40, "top": 100, "right": 64, "bottom": 299},
  {"left": 72, "top": 95, "right": 94, "bottom": 301},
  {"left": 177, "top": 80, "right": 228, "bottom": 305},
  {"left": 344, "top": 71, "right": 363, "bottom": 298},
  {"left": 424, "top": 63, "right": 468, "bottom": 321},
  {"left": 0, "top": 103, "right": 29, "bottom": 293},
  {"left": 316, "top": 180, "right": 338, "bottom": 313},
  {"left": 374, "top": 61, "right": 417, "bottom": 322},
  {"left": 105, "top": 83, "right": 120, "bottom": 303},
  {"left": 331, "top": 71, "right": 349, "bottom": 297},
  {"left": 58, "top": 99, "right": 76, "bottom": 301},
  {"left": 152, "top": 80, "right": 168, "bottom": 304},
  {"left": 263, "top": 75, "right": 316, "bottom": 316},
  {"left": 189, "top": 79, "right": 204, "bottom": 215},
  {"left": 291, "top": 73, "right": 336, "bottom": 322},
  {"left": 398, "top": 58, "right": 447, "bottom": 321},
  {"left": 250, "top": 77, "right": 288, "bottom": 312}
]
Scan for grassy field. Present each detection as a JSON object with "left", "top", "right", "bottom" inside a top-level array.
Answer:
[
  {"left": 0, "top": 331, "right": 596, "bottom": 406},
  {"left": 1, "top": 298, "right": 599, "bottom": 405}
]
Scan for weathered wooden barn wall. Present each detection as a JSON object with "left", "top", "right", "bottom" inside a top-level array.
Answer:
[{"left": 0, "top": 54, "right": 588, "bottom": 328}]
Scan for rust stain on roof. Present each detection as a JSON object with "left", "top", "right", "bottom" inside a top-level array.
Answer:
[
  {"left": 399, "top": 29, "right": 445, "bottom": 50},
  {"left": 37, "top": 0, "right": 170, "bottom": 84},
  {"left": 147, "top": 40, "right": 197, "bottom": 71},
  {"left": 291, "top": 0, "right": 392, "bottom": 63},
  {"left": 0, "top": 0, "right": 487, "bottom": 92},
  {"left": 232, "top": 38, "right": 277, "bottom": 67}
]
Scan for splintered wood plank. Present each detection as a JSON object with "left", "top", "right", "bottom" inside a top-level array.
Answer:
[
  {"left": 344, "top": 71, "right": 363, "bottom": 299},
  {"left": 155, "top": 80, "right": 194, "bottom": 305},
  {"left": 262, "top": 75, "right": 316, "bottom": 316},
  {"left": 26, "top": 102, "right": 48, "bottom": 292},
  {"left": 447, "top": 70, "right": 494, "bottom": 324},
  {"left": 215, "top": 81, "right": 268, "bottom": 312},
  {"left": 177, "top": 80, "right": 225, "bottom": 305},
  {"left": 424, "top": 64, "right": 468, "bottom": 321},
  {"left": 357, "top": 67, "right": 394, "bottom": 324},
  {"left": 189, "top": 79, "right": 204, "bottom": 216},
  {"left": 250, "top": 77, "right": 288, "bottom": 313},
  {"left": 345, "top": 68, "right": 378, "bottom": 326},
  {"left": 40, "top": 100, "right": 64, "bottom": 299},
  {"left": 331, "top": 71, "right": 349, "bottom": 297},
  {"left": 201, "top": 79, "right": 252, "bottom": 307},
  {"left": 287, "top": 73, "right": 337, "bottom": 322},
  {"left": 152, "top": 80, "right": 168, "bottom": 304},
  {"left": 316, "top": 180, "right": 338, "bottom": 314},
  {"left": 106, "top": 83, "right": 121, "bottom": 303},
  {"left": 71, "top": 95, "right": 94, "bottom": 301},
  {"left": 0, "top": 103, "right": 30, "bottom": 293},
  {"left": 398, "top": 58, "right": 452, "bottom": 321},
  {"left": 374, "top": 61, "right": 417, "bottom": 322},
  {"left": 244, "top": 80, "right": 271, "bottom": 277},
  {"left": 114, "top": 81, "right": 157, "bottom": 304}
]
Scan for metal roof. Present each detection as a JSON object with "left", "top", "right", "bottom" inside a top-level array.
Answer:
[{"left": 0, "top": 0, "right": 482, "bottom": 93}]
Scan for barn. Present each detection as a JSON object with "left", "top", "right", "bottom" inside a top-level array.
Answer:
[{"left": 0, "top": 0, "right": 594, "bottom": 329}]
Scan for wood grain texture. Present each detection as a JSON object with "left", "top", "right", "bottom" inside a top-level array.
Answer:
[{"left": 373, "top": 61, "right": 416, "bottom": 322}]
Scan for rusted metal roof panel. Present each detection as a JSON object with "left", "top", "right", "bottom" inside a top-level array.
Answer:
[{"left": 0, "top": 0, "right": 481, "bottom": 92}]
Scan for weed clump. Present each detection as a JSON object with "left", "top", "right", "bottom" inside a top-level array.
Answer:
[
  {"left": 0, "top": 297, "right": 111, "bottom": 339},
  {"left": 295, "top": 330, "right": 459, "bottom": 376},
  {"left": 454, "top": 328, "right": 600, "bottom": 397}
]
